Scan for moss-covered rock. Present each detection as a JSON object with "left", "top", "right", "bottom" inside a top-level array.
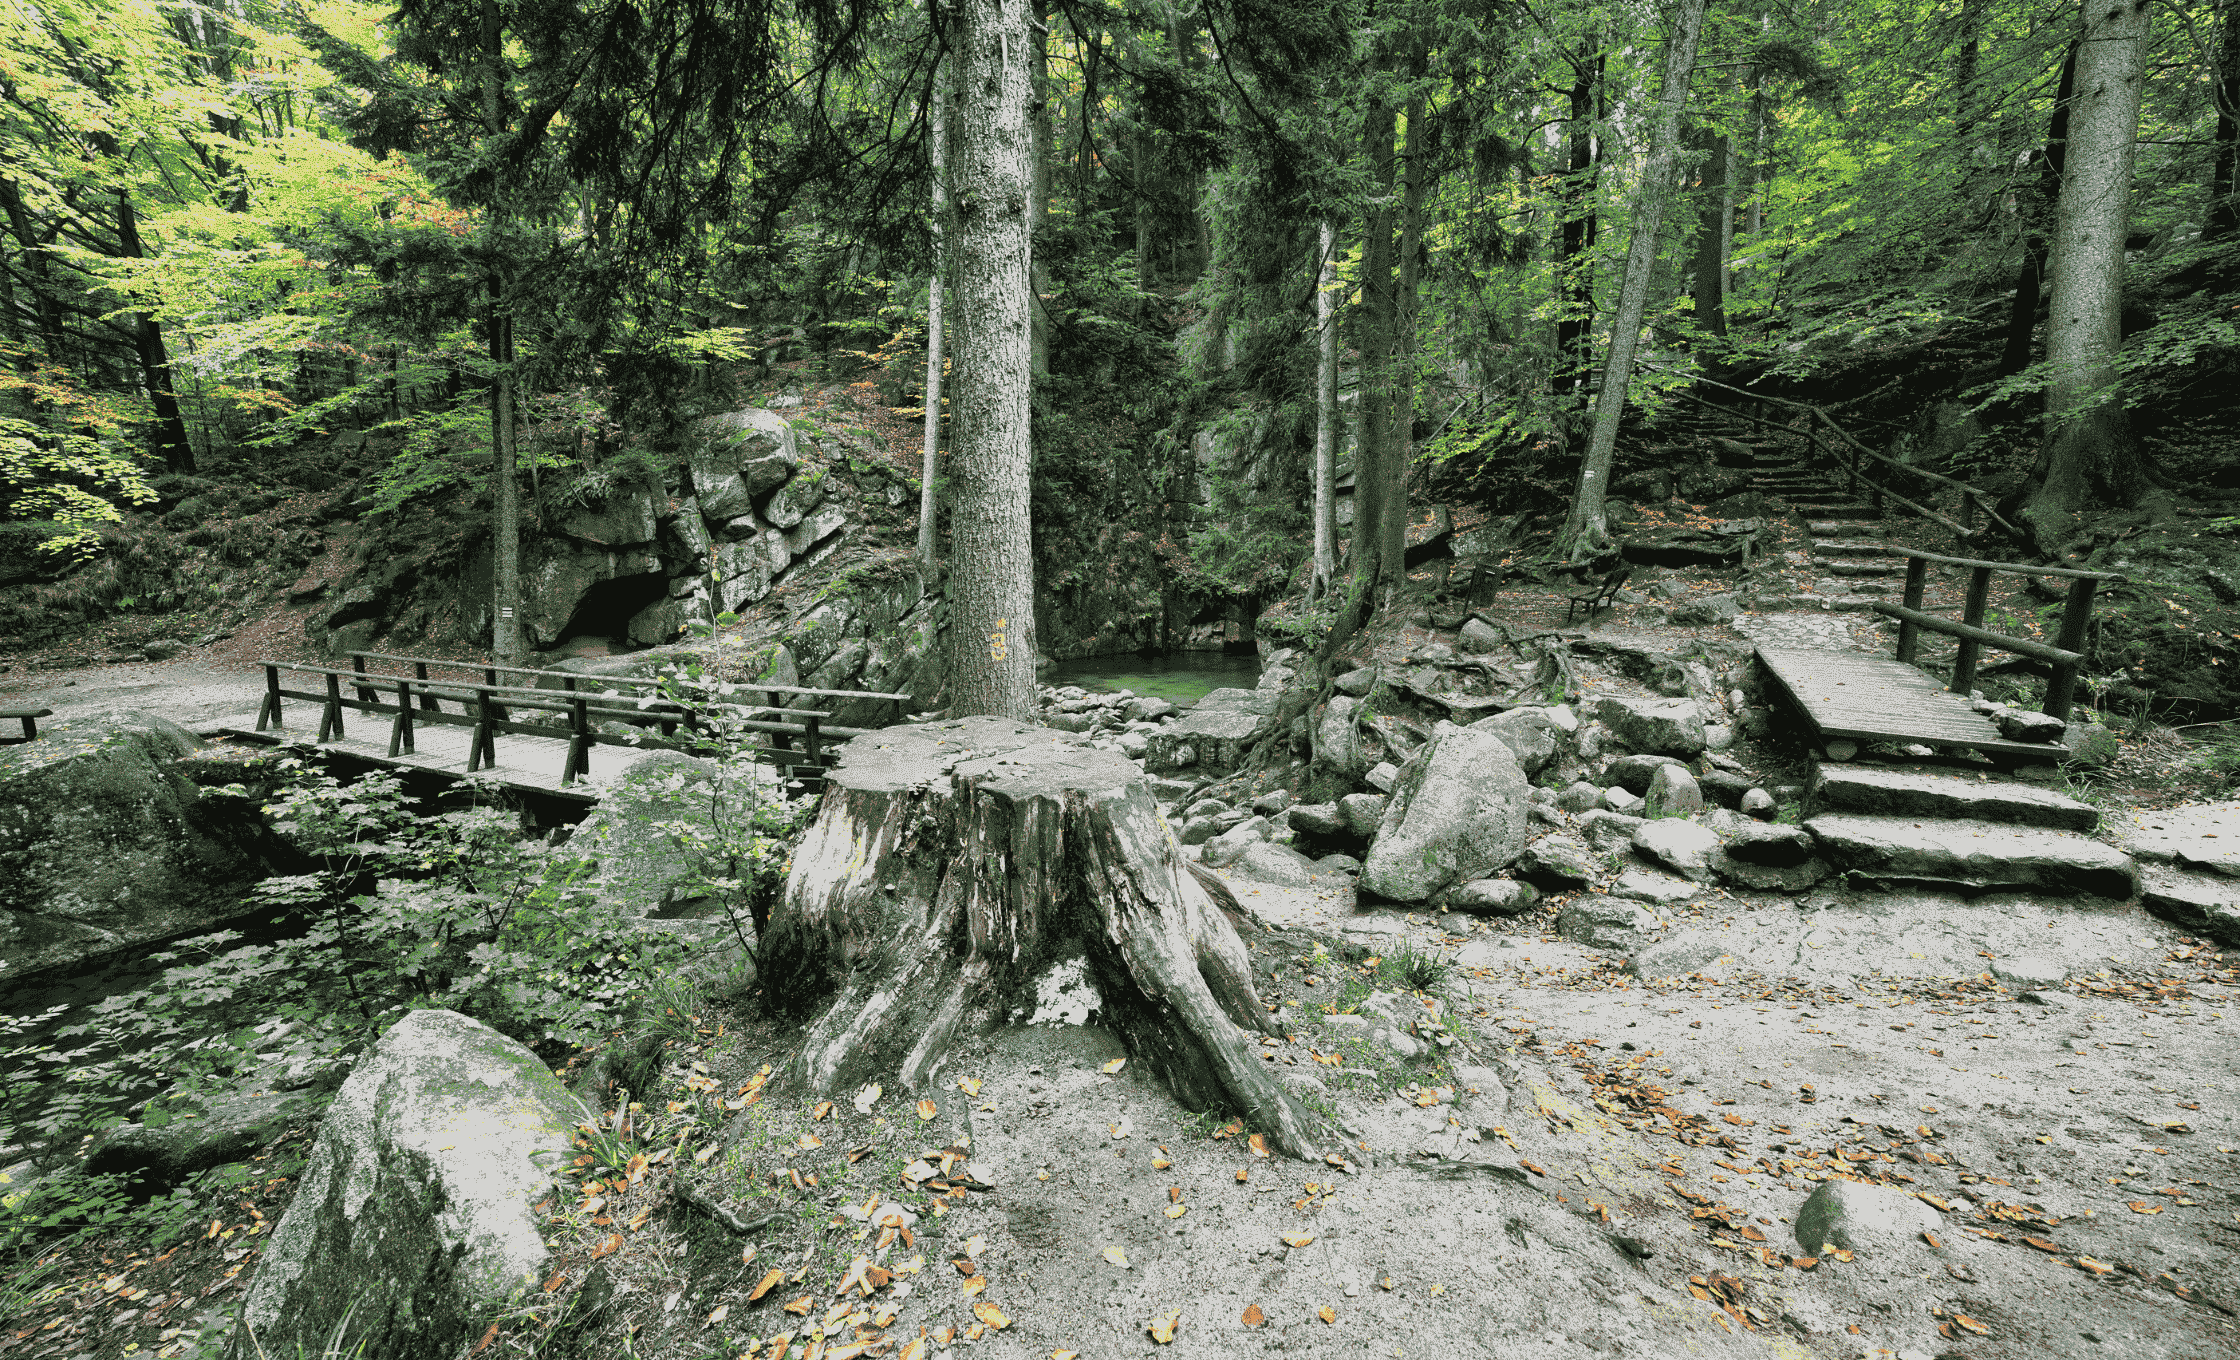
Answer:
[{"left": 0, "top": 709, "right": 286, "bottom": 984}]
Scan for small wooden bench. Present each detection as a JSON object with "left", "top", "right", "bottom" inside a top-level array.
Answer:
[
  {"left": 0, "top": 706, "right": 51, "bottom": 744},
  {"left": 1564, "top": 568, "right": 1631, "bottom": 624}
]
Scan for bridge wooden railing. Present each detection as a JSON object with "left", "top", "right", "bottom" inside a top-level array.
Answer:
[
  {"left": 1871, "top": 549, "right": 2124, "bottom": 722},
  {"left": 255, "top": 652, "right": 910, "bottom": 788}
]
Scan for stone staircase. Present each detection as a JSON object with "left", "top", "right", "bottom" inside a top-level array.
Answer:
[
  {"left": 1802, "top": 761, "right": 2138, "bottom": 901},
  {"left": 1747, "top": 453, "right": 1906, "bottom": 599}
]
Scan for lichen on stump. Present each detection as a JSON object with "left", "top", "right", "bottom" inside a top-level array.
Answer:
[{"left": 757, "top": 716, "right": 1321, "bottom": 1158}]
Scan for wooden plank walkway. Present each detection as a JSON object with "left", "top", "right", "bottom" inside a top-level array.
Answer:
[
  {"left": 1754, "top": 646, "right": 2066, "bottom": 762},
  {"left": 208, "top": 712, "right": 677, "bottom": 802}
]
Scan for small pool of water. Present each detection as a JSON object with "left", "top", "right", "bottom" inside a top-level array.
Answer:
[{"left": 1044, "top": 651, "right": 1262, "bottom": 707}]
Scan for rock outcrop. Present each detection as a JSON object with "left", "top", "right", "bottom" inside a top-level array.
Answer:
[{"left": 0, "top": 710, "right": 287, "bottom": 984}]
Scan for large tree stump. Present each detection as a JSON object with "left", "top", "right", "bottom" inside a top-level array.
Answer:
[{"left": 758, "top": 716, "right": 1322, "bottom": 1158}]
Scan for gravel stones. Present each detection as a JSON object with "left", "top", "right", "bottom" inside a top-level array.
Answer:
[
  {"left": 1447, "top": 878, "right": 1539, "bottom": 915},
  {"left": 1632, "top": 819, "right": 1721, "bottom": 882},
  {"left": 1645, "top": 765, "right": 1705, "bottom": 817},
  {"left": 1557, "top": 898, "right": 1661, "bottom": 949},
  {"left": 1516, "top": 834, "right": 1597, "bottom": 887}
]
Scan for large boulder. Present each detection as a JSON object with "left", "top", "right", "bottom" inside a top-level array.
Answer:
[
  {"left": 86, "top": 1087, "right": 328, "bottom": 1193},
  {"left": 1358, "top": 726, "right": 1531, "bottom": 902},
  {"left": 1632, "top": 820, "right": 1721, "bottom": 883},
  {"left": 688, "top": 409, "right": 799, "bottom": 520},
  {"left": 224, "top": 1010, "right": 580, "bottom": 1360},
  {"left": 1794, "top": 1179, "right": 1940, "bottom": 1258},
  {"left": 1592, "top": 695, "right": 1707, "bottom": 757},
  {"left": 1557, "top": 898, "right": 1659, "bottom": 949},
  {"left": 0, "top": 711, "right": 286, "bottom": 984}
]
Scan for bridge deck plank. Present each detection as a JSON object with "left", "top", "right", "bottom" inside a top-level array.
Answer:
[{"left": 1754, "top": 645, "right": 2066, "bottom": 761}]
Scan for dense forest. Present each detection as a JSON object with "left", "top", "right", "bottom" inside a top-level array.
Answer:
[{"left": 0, "top": 0, "right": 2234, "bottom": 712}]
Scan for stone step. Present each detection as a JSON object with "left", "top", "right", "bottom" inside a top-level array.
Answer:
[
  {"left": 1812, "top": 540, "right": 1899, "bottom": 558},
  {"left": 2140, "top": 866, "right": 2240, "bottom": 947},
  {"left": 1792, "top": 504, "right": 1882, "bottom": 519},
  {"left": 1809, "top": 764, "right": 2099, "bottom": 832},
  {"left": 1803, "top": 813, "right": 2136, "bottom": 898},
  {"left": 1821, "top": 560, "right": 1904, "bottom": 577},
  {"left": 1809, "top": 520, "right": 1883, "bottom": 536}
]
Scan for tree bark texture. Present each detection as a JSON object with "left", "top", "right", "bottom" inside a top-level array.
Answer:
[
  {"left": 758, "top": 718, "right": 1321, "bottom": 1157},
  {"left": 947, "top": 0, "right": 1037, "bottom": 719},
  {"left": 1554, "top": 50, "right": 1602, "bottom": 399},
  {"left": 110, "top": 191, "right": 195, "bottom": 474},
  {"left": 1688, "top": 107, "right": 1730, "bottom": 338},
  {"left": 1998, "top": 44, "right": 2076, "bottom": 378},
  {"left": 2210, "top": 0, "right": 2240, "bottom": 239},
  {"left": 482, "top": 0, "right": 522, "bottom": 666},
  {"left": 1029, "top": 6, "right": 1052, "bottom": 375},
  {"left": 1349, "top": 98, "right": 1401, "bottom": 607},
  {"left": 920, "top": 59, "right": 948, "bottom": 572},
  {"left": 2026, "top": 0, "right": 2154, "bottom": 541},
  {"left": 1311, "top": 220, "right": 1338, "bottom": 602},
  {"left": 1560, "top": 0, "right": 1707, "bottom": 561}
]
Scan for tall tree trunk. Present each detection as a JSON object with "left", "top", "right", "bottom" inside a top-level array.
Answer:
[
  {"left": 920, "top": 57, "right": 949, "bottom": 572},
  {"left": 1554, "top": 48, "right": 1602, "bottom": 399},
  {"left": 1997, "top": 44, "right": 2077, "bottom": 378},
  {"left": 2023, "top": 0, "right": 2156, "bottom": 545},
  {"left": 947, "top": 0, "right": 1037, "bottom": 719},
  {"left": 3, "top": 179, "right": 68, "bottom": 370},
  {"left": 1310, "top": 220, "right": 1338, "bottom": 602},
  {"left": 483, "top": 0, "right": 521, "bottom": 666},
  {"left": 1559, "top": 0, "right": 1708, "bottom": 561},
  {"left": 1394, "top": 83, "right": 1427, "bottom": 534},
  {"left": 1347, "top": 98, "right": 1400, "bottom": 613},
  {"left": 1689, "top": 104, "right": 1730, "bottom": 339},
  {"left": 2210, "top": 0, "right": 2240, "bottom": 240},
  {"left": 111, "top": 191, "right": 194, "bottom": 473},
  {"left": 1029, "top": 4, "right": 1052, "bottom": 374}
]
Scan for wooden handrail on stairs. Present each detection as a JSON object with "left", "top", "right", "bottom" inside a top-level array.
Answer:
[
  {"left": 1654, "top": 365, "right": 2027, "bottom": 544},
  {"left": 1873, "top": 549, "right": 2123, "bottom": 723}
]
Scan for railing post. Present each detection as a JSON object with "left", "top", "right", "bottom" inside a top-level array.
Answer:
[
  {"left": 482, "top": 667, "right": 508, "bottom": 724},
  {"left": 389, "top": 678, "right": 416, "bottom": 757},
  {"left": 2042, "top": 576, "right": 2103, "bottom": 723},
  {"left": 1950, "top": 566, "right": 1994, "bottom": 696},
  {"left": 767, "top": 688, "right": 794, "bottom": 764},
  {"left": 416, "top": 660, "right": 438, "bottom": 712},
  {"left": 257, "top": 664, "right": 283, "bottom": 731},
  {"left": 351, "top": 653, "right": 378, "bottom": 706},
  {"left": 563, "top": 677, "right": 590, "bottom": 785},
  {"left": 1896, "top": 557, "right": 1928, "bottom": 664},
  {"left": 804, "top": 713, "right": 823, "bottom": 771},
  {"left": 319, "top": 671, "right": 345, "bottom": 742},
  {"left": 469, "top": 688, "right": 497, "bottom": 771}
]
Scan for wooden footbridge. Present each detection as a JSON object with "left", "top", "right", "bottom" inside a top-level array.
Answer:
[
  {"left": 1755, "top": 548, "right": 2122, "bottom": 765},
  {"left": 211, "top": 651, "right": 911, "bottom": 802}
]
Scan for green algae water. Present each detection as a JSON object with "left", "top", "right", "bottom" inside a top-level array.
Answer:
[{"left": 1044, "top": 651, "right": 1261, "bottom": 707}]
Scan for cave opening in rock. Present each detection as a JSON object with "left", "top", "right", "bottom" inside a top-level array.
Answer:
[{"left": 550, "top": 572, "right": 671, "bottom": 652}]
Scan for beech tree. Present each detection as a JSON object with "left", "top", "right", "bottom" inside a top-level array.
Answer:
[{"left": 1558, "top": 0, "right": 1708, "bottom": 561}]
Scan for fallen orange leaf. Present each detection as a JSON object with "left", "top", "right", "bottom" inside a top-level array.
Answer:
[
  {"left": 961, "top": 1275, "right": 988, "bottom": 1297},
  {"left": 812, "top": 1101, "right": 834, "bottom": 1121},
  {"left": 1249, "top": 1133, "right": 1270, "bottom": 1158},
  {"left": 782, "top": 1296, "right": 813, "bottom": 1316},
  {"left": 748, "top": 1268, "right": 785, "bottom": 1302},
  {"left": 957, "top": 1076, "right": 983, "bottom": 1095},
  {"left": 1318, "top": 1305, "right": 1336, "bottom": 1324},
  {"left": 973, "top": 1302, "right": 1012, "bottom": 1330},
  {"left": 1281, "top": 1233, "right": 1315, "bottom": 1248},
  {"left": 1235, "top": 1169, "right": 1249, "bottom": 1183},
  {"left": 917, "top": 1099, "right": 938, "bottom": 1121},
  {"left": 898, "top": 1341, "right": 926, "bottom": 1360},
  {"left": 1952, "top": 1315, "right": 1990, "bottom": 1336},
  {"left": 1165, "top": 1204, "right": 1187, "bottom": 1219},
  {"left": 1242, "top": 1304, "right": 1266, "bottom": 1327},
  {"left": 2129, "top": 1201, "right": 2164, "bottom": 1215},
  {"left": 1101, "top": 1058, "right": 1127, "bottom": 1074},
  {"left": 1148, "top": 1309, "right": 1181, "bottom": 1343},
  {"left": 1102, "top": 1246, "right": 1129, "bottom": 1268}
]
